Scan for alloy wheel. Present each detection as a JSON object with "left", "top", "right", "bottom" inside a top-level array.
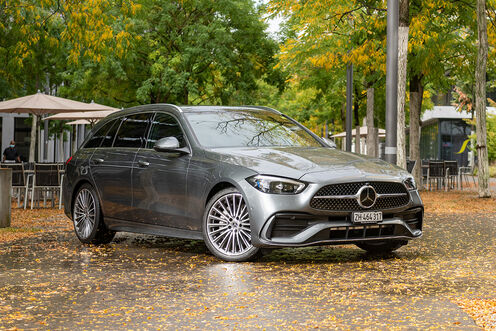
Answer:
[
  {"left": 73, "top": 188, "right": 96, "bottom": 239},
  {"left": 206, "top": 193, "right": 253, "bottom": 256}
]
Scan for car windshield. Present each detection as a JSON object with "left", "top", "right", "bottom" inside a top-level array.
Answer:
[{"left": 184, "top": 110, "right": 323, "bottom": 148}]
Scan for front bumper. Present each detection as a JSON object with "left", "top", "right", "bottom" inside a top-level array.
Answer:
[
  {"left": 237, "top": 180, "right": 423, "bottom": 248},
  {"left": 258, "top": 207, "right": 422, "bottom": 247}
]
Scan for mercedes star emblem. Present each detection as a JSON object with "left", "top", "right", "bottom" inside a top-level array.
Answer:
[{"left": 357, "top": 185, "right": 377, "bottom": 208}]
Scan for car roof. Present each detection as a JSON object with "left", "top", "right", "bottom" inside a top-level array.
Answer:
[
  {"left": 178, "top": 105, "right": 280, "bottom": 114},
  {"left": 107, "top": 104, "right": 280, "bottom": 117}
]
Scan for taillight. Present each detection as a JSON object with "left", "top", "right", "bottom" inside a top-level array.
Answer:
[{"left": 66, "top": 156, "right": 73, "bottom": 165}]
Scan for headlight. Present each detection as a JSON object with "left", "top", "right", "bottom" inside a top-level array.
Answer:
[
  {"left": 246, "top": 175, "right": 307, "bottom": 194},
  {"left": 404, "top": 177, "right": 417, "bottom": 190}
]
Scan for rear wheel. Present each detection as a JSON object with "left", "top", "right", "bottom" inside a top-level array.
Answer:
[
  {"left": 356, "top": 240, "right": 406, "bottom": 254},
  {"left": 202, "top": 188, "right": 260, "bottom": 262},
  {"left": 72, "top": 183, "right": 115, "bottom": 245}
]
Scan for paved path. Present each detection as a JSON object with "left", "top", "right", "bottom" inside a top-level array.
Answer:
[{"left": 1, "top": 210, "right": 495, "bottom": 329}]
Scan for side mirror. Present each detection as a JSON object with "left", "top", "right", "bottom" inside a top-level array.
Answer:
[
  {"left": 153, "top": 137, "right": 189, "bottom": 154},
  {"left": 321, "top": 137, "right": 337, "bottom": 148}
]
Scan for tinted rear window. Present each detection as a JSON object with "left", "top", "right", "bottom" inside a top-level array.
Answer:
[
  {"left": 100, "top": 119, "right": 121, "bottom": 147},
  {"left": 84, "top": 120, "right": 114, "bottom": 148}
]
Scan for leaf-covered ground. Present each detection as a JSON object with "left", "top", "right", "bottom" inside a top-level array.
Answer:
[{"left": 0, "top": 191, "right": 495, "bottom": 329}]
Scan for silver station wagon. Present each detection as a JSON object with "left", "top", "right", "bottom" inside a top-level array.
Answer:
[{"left": 63, "top": 104, "right": 423, "bottom": 261}]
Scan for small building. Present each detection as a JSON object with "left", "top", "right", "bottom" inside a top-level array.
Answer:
[{"left": 419, "top": 106, "right": 496, "bottom": 167}]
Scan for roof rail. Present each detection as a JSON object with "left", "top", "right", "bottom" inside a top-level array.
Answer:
[
  {"left": 243, "top": 105, "right": 281, "bottom": 115},
  {"left": 165, "top": 103, "right": 183, "bottom": 113}
]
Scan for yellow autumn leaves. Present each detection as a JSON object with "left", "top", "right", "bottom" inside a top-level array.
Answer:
[{"left": 1, "top": 0, "right": 140, "bottom": 66}]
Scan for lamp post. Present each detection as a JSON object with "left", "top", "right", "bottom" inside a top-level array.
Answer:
[
  {"left": 346, "top": 64, "right": 353, "bottom": 152},
  {"left": 385, "top": 0, "right": 399, "bottom": 164}
]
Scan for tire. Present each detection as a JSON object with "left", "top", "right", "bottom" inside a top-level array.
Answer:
[
  {"left": 202, "top": 187, "right": 260, "bottom": 262},
  {"left": 356, "top": 240, "right": 406, "bottom": 254},
  {"left": 72, "top": 183, "right": 115, "bottom": 245}
]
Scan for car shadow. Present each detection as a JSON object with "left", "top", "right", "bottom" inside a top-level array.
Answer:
[
  {"left": 258, "top": 246, "right": 404, "bottom": 264},
  {"left": 113, "top": 233, "right": 422, "bottom": 264}
]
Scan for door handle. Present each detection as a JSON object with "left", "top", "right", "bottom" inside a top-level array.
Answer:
[
  {"left": 138, "top": 160, "right": 150, "bottom": 167},
  {"left": 92, "top": 158, "right": 104, "bottom": 164}
]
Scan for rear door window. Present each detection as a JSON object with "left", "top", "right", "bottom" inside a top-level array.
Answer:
[
  {"left": 146, "top": 112, "right": 186, "bottom": 149},
  {"left": 84, "top": 120, "right": 115, "bottom": 148},
  {"left": 113, "top": 113, "right": 152, "bottom": 148}
]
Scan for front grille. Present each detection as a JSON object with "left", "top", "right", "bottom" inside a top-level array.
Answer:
[{"left": 310, "top": 181, "right": 410, "bottom": 211}]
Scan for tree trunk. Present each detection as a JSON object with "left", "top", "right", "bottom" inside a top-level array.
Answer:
[
  {"left": 72, "top": 125, "right": 77, "bottom": 156},
  {"left": 29, "top": 114, "right": 37, "bottom": 163},
  {"left": 354, "top": 85, "right": 360, "bottom": 127},
  {"left": 366, "top": 87, "right": 376, "bottom": 157},
  {"left": 59, "top": 132, "right": 64, "bottom": 162},
  {"left": 340, "top": 103, "right": 346, "bottom": 130},
  {"left": 397, "top": 0, "right": 409, "bottom": 169},
  {"left": 409, "top": 74, "right": 423, "bottom": 187},
  {"left": 355, "top": 125, "right": 361, "bottom": 153},
  {"left": 476, "top": 0, "right": 491, "bottom": 198},
  {"left": 184, "top": 86, "right": 189, "bottom": 105}
]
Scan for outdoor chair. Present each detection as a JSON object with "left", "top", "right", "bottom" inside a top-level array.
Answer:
[
  {"left": 28, "top": 163, "right": 64, "bottom": 209},
  {"left": 443, "top": 160, "right": 459, "bottom": 191},
  {"left": 0, "top": 163, "right": 31, "bottom": 208},
  {"left": 459, "top": 165, "right": 477, "bottom": 190},
  {"left": 426, "top": 161, "right": 445, "bottom": 190}
]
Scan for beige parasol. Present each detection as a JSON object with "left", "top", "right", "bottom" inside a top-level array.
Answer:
[
  {"left": 0, "top": 92, "right": 115, "bottom": 114},
  {"left": 66, "top": 119, "right": 92, "bottom": 125},
  {"left": 0, "top": 92, "right": 117, "bottom": 162},
  {"left": 45, "top": 109, "right": 118, "bottom": 123}
]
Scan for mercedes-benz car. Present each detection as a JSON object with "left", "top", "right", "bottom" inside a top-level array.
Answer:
[{"left": 63, "top": 104, "right": 423, "bottom": 262}]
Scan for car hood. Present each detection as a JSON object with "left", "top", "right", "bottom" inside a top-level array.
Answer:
[{"left": 206, "top": 147, "right": 410, "bottom": 182}]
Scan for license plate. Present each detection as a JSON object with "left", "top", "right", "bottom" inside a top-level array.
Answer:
[{"left": 352, "top": 211, "right": 383, "bottom": 224}]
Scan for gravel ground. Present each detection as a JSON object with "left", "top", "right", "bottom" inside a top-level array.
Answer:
[{"left": 0, "top": 192, "right": 495, "bottom": 330}]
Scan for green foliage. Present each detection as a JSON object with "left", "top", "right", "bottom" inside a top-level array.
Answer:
[
  {"left": 1, "top": 0, "right": 281, "bottom": 108},
  {"left": 486, "top": 114, "right": 496, "bottom": 161},
  {"left": 57, "top": 0, "right": 281, "bottom": 107},
  {"left": 466, "top": 114, "right": 496, "bottom": 161}
]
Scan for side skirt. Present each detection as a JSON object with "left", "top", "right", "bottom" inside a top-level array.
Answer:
[{"left": 104, "top": 218, "right": 203, "bottom": 240}]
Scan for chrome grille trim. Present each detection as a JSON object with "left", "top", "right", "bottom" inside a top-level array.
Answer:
[
  {"left": 310, "top": 181, "right": 410, "bottom": 211},
  {"left": 314, "top": 192, "right": 408, "bottom": 199}
]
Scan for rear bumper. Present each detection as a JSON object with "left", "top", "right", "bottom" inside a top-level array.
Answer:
[{"left": 256, "top": 207, "right": 423, "bottom": 248}]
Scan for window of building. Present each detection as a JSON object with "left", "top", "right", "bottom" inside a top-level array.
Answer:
[
  {"left": 14, "top": 117, "right": 31, "bottom": 162},
  {"left": 420, "top": 122, "right": 439, "bottom": 160}
]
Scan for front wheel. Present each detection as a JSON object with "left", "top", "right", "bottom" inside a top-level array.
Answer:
[
  {"left": 72, "top": 183, "right": 115, "bottom": 245},
  {"left": 202, "top": 188, "right": 260, "bottom": 262},
  {"left": 356, "top": 240, "right": 406, "bottom": 254}
]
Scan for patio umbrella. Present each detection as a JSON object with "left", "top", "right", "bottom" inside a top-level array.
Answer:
[
  {"left": 0, "top": 92, "right": 116, "bottom": 162},
  {"left": 45, "top": 109, "right": 118, "bottom": 123},
  {"left": 66, "top": 119, "right": 92, "bottom": 125}
]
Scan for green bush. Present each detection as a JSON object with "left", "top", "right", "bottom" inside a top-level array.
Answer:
[{"left": 487, "top": 115, "right": 496, "bottom": 161}]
